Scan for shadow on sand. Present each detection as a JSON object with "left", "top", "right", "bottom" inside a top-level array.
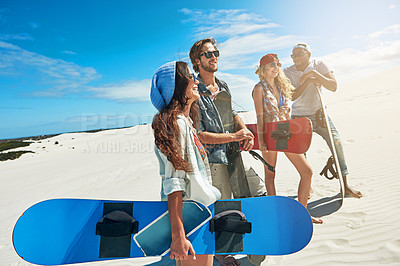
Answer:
[
  {"left": 307, "top": 193, "right": 342, "bottom": 217},
  {"left": 287, "top": 193, "right": 343, "bottom": 217}
]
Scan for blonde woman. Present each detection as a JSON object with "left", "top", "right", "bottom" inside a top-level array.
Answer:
[{"left": 252, "top": 53, "right": 322, "bottom": 224}]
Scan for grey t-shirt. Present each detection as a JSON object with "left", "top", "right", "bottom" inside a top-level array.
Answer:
[{"left": 284, "top": 59, "right": 332, "bottom": 116}]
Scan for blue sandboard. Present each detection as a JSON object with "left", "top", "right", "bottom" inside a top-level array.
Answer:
[{"left": 13, "top": 196, "right": 313, "bottom": 265}]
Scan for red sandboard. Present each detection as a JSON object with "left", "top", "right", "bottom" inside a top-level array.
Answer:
[{"left": 244, "top": 117, "right": 312, "bottom": 154}]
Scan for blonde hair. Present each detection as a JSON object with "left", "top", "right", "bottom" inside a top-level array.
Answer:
[{"left": 255, "top": 65, "right": 294, "bottom": 100}]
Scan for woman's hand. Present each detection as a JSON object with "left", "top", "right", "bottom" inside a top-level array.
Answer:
[
  {"left": 170, "top": 234, "right": 196, "bottom": 261},
  {"left": 167, "top": 191, "right": 196, "bottom": 262}
]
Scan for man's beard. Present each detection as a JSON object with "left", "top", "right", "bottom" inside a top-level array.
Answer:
[
  {"left": 200, "top": 60, "right": 218, "bottom": 73},
  {"left": 295, "top": 61, "right": 307, "bottom": 71}
]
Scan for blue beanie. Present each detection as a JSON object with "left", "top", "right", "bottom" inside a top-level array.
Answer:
[{"left": 150, "top": 61, "right": 176, "bottom": 111}]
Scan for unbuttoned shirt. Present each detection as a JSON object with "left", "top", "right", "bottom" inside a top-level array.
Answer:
[{"left": 196, "top": 76, "right": 237, "bottom": 165}]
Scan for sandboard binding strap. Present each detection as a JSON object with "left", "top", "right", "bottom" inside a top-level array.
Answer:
[
  {"left": 320, "top": 156, "right": 338, "bottom": 180},
  {"left": 209, "top": 210, "right": 252, "bottom": 234},
  {"left": 96, "top": 210, "right": 139, "bottom": 237},
  {"left": 270, "top": 129, "right": 292, "bottom": 140},
  {"left": 248, "top": 150, "right": 275, "bottom": 173}
]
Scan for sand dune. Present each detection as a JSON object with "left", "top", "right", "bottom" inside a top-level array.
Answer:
[{"left": 1, "top": 67, "right": 400, "bottom": 265}]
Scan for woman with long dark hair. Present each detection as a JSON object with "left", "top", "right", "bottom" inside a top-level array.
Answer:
[{"left": 151, "top": 61, "right": 221, "bottom": 265}]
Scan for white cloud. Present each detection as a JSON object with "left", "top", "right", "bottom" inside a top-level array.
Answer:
[
  {"left": 181, "top": 9, "right": 267, "bottom": 23},
  {"left": 217, "top": 71, "right": 258, "bottom": 110},
  {"left": 180, "top": 8, "right": 279, "bottom": 39},
  {"left": 181, "top": 9, "right": 297, "bottom": 71},
  {"left": 219, "top": 33, "right": 297, "bottom": 70},
  {"left": 182, "top": 9, "right": 400, "bottom": 93},
  {"left": 194, "top": 23, "right": 279, "bottom": 39},
  {"left": 320, "top": 39, "right": 400, "bottom": 84},
  {"left": 368, "top": 24, "right": 400, "bottom": 40},
  {"left": 180, "top": 8, "right": 299, "bottom": 109},
  {"left": 0, "top": 41, "right": 100, "bottom": 95},
  {"left": 0, "top": 40, "right": 147, "bottom": 103},
  {"left": 88, "top": 79, "right": 151, "bottom": 102},
  {"left": 61, "top": 50, "right": 77, "bottom": 55},
  {"left": 318, "top": 24, "right": 400, "bottom": 85},
  {"left": 0, "top": 33, "right": 33, "bottom": 41}
]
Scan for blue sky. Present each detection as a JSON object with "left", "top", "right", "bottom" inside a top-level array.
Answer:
[{"left": 1, "top": 0, "right": 399, "bottom": 139}]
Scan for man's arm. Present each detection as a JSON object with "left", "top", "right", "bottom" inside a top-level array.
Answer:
[
  {"left": 292, "top": 77, "right": 316, "bottom": 100},
  {"left": 300, "top": 71, "right": 337, "bottom": 92},
  {"left": 198, "top": 114, "right": 254, "bottom": 151},
  {"left": 197, "top": 128, "right": 252, "bottom": 145},
  {"left": 292, "top": 71, "right": 337, "bottom": 100},
  {"left": 234, "top": 113, "right": 246, "bottom": 131}
]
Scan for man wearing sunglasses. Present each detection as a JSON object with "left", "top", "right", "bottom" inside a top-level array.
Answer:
[
  {"left": 283, "top": 43, "right": 362, "bottom": 199},
  {"left": 190, "top": 38, "right": 266, "bottom": 266}
]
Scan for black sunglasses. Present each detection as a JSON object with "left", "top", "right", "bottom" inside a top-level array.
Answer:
[{"left": 200, "top": 50, "right": 220, "bottom": 59}]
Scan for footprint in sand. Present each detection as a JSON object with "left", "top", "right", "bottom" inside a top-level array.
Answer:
[
  {"left": 340, "top": 212, "right": 367, "bottom": 230},
  {"left": 317, "top": 238, "right": 350, "bottom": 252},
  {"left": 386, "top": 239, "right": 400, "bottom": 251},
  {"left": 347, "top": 219, "right": 366, "bottom": 230},
  {"left": 378, "top": 240, "right": 400, "bottom": 263}
]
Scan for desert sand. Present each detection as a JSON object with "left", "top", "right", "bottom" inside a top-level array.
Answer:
[{"left": 1, "top": 66, "right": 400, "bottom": 265}]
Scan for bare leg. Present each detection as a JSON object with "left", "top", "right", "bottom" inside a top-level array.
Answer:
[
  {"left": 261, "top": 151, "right": 278, "bottom": 196},
  {"left": 285, "top": 152, "right": 323, "bottom": 224},
  {"left": 343, "top": 175, "right": 362, "bottom": 198}
]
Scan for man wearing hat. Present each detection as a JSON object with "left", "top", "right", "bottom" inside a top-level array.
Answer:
[{"left": 284, "top": 43, "right": 362, "bottom": 198}]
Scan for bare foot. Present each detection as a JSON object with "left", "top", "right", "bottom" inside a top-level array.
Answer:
[
  {"left": 215, "top": 254, "right": 241, "bottom": 266},
  {"left": 345, "top": 186, "right": 362, "bottom": 198},
  {"left": 311, "top": 216, "right": 323, "bottom": 224}
]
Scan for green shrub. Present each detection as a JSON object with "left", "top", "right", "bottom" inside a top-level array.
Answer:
[
  {"left": 0, "top": 141, "right": 32, "bottom": 152},
  {"left": 0, "top": 151, "right": 34, "bottom": 161}
]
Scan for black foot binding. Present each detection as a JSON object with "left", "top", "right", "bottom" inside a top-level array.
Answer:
[{"left": 320, "top": 156, "right": 338, "bottom": 180}]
